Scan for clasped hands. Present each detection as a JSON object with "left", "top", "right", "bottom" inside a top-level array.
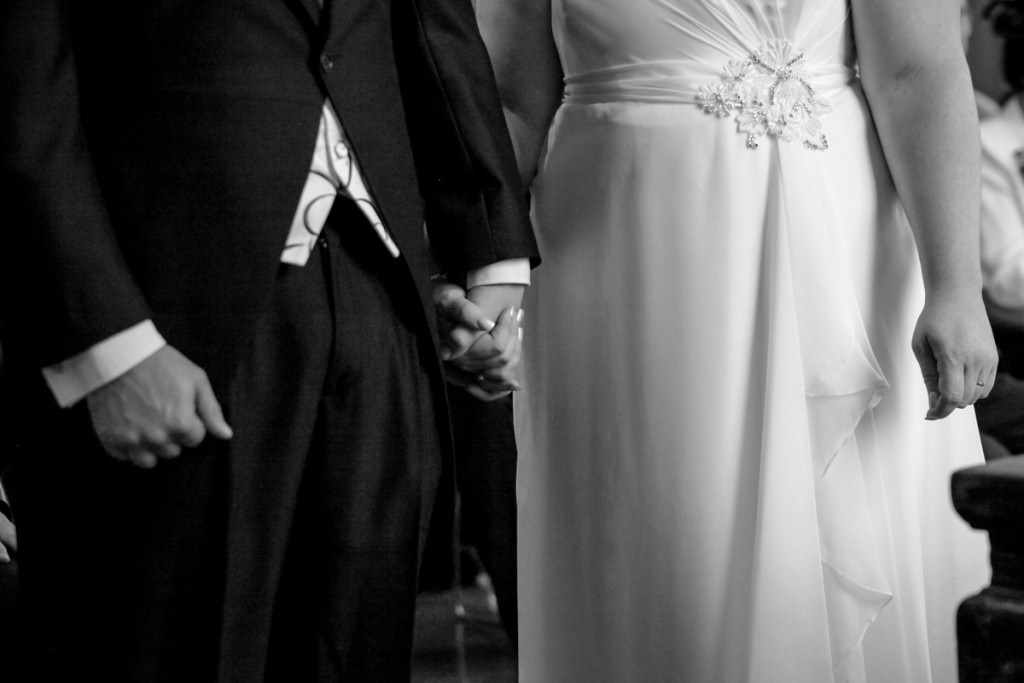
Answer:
[{"left": 433, "top": 282, "right": 526, "bottom": 402}]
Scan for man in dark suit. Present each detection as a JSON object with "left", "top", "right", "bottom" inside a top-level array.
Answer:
[{"left": 0, "top": 1, "right": 537, "bottom": 680}]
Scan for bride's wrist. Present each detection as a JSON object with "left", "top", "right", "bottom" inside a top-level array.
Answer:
[
  {"left": 920, "top": 263, "right": 983, "bottom": 300},
  {"left": 923, "top": 279, "right": 984, "bottom": 305}
]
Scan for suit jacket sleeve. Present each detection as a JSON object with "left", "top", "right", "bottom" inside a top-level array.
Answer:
[
  {"left": 1, "top": 0, "right": 151, "bottom": 365},
  {"left": 397, "top": 0, "right": 541, "bottom": 278}
]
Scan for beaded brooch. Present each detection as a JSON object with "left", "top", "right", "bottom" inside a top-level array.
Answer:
[{"left": 696, "top": 40, "right": 831, "bottom": 150}]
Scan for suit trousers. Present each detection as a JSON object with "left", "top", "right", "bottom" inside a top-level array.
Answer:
[
  {"left": 451, "top": 391, "right": 518, "bottom": 643},
  {"left": 9, "top": 200, "right": 442, "bottom": 682}
]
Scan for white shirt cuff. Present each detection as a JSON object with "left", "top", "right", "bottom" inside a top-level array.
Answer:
[
  {"left": 465, "top": 258, "right": 532, "bottom": 288},
  {"left": 42, "top": 320, "right": 167, "bottom": 408}
]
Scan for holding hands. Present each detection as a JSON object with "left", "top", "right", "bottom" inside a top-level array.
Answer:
[{"left": 434, "top": 282, "right": 525, "bottom": 402}]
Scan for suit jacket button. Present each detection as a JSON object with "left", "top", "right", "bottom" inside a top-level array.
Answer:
[{"left": 320, "top": 53, "right": 335, "bottom": 71}]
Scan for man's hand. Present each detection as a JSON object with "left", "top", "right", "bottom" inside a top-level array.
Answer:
[
  {"left": 434, "top": 282, "right": 526, "bottom": 401},
  {"left": 86, "top": 345, "right": 233, "bottom": 469}
]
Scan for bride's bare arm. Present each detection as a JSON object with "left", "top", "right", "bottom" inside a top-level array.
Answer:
[
  {"left": 853, "top": 0, "right": 980, "bottom": 294},
  {"left": 475, "top": 0, "right": 564, "bottom": 186},
  {"left": 851, "top": 0, "right": 998, "bottom": 417}
]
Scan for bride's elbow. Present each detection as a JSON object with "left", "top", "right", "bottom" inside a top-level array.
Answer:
[{"left": 859, "top": 55, "right": 970, "bottom": 106}]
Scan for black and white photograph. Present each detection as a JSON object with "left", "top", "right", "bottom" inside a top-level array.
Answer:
[{"left": 1, "top": 0, "right": 1022, "bottom": 681}]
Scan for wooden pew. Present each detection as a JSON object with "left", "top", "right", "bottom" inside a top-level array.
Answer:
[{"left": 953, "top": 456, "right": 1024, "bottom": 681}]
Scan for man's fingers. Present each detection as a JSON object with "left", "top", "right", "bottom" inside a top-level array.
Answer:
[
  {"left": 195, "top": 375, "right": 233, "bottom": 440},
  {"left": 449, "top": 296, "right": 494, "bottom": 332},
  {"left": 84, "top": 347, "right": 228, "bottom": 468},
  {"left": 170, "top": 415, "right": 207, "bottom": 449},
  {"left": 108, "top": 438, "right": 158, "bottom": 468},
  {"left": 435, "top": 284, "right": 495, "bottom": 332},
  {"left": 127, "top": 450, "right": 159, "bottom": 469},
  {"left": 445, "top": 327, "right": 488, "bottom": 361},
  {"left": 152, "top": 439, "right": 183, "bottom": 459},
  {"left": 450, "top": 340, "right": 518, "bottom": 371},
  {"left": 140, "top": 429, "right": 183, "bottom": 459}
]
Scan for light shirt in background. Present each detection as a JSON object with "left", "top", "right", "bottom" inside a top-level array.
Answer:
[{"left": 981, "top": 96, "right": 1024, "bottom": 309}]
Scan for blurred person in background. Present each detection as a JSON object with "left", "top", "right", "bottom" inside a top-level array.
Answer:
[
  {"left": 966, "top": 0, "right": 1013, "bottom": 117},
  {"left": 976, "top": 0, "right": 1024, "bottom": 458}
]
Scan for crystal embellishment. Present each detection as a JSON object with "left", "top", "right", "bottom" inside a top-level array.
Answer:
[{"left": 696, "top": 40, "right": 831, "bottom": 151}]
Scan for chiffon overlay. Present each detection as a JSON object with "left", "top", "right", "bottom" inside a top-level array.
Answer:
[{"left": 515, "top": 1, "right": 989, "bottom": 681}]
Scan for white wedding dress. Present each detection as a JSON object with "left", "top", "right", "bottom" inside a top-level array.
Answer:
[{"left": 515, "top": 1, "right": 989, "bottom": 681}]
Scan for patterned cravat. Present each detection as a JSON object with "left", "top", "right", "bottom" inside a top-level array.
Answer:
[
  {"left": 281, "top": 101, "right": 398, "bottom": 265},
  {"left": 281, "top": 0, "right": 397, "bottom": 265}
]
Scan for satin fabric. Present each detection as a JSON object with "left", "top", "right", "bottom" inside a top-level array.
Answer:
[{"left": 516, "top": 1, "right": 988, "bottom": 681}]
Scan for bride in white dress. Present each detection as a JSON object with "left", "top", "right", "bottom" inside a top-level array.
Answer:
[{"left": 476, "top": 0, "right": 998, "bottom": 681}]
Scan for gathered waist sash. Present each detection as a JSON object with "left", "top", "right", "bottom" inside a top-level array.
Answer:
[
  {"left": 563, "top": 58, "right": 855, "bottom": 106},
  {"left": 563, "top": 44, "right": 855, "bottom": 151}
]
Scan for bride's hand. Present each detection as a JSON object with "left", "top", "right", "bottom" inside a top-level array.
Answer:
[{"left": 912, "top": 289, "right": 998, "bottom": 420}]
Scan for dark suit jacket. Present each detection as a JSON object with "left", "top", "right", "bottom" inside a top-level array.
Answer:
[{"left": 0, "top": 0, "right": 538, "bottom": 426}]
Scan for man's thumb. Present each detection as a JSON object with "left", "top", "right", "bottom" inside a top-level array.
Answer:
[{"left": 196, "top": 378, "right": 233, "bottom": 440}]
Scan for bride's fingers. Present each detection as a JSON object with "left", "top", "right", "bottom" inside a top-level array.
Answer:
[
  {"left": 447, "top": 308, "right": 520, "bottom": 368},
  {"left": 479, "top": 331, "right": 523, "bottom": 382},
  {"left": 454, "top": 325, "right": 523, "bottom": 372},
  {"left": 971, "top": 362, "right": 999, "bottom": 403},
  {"left": 488, "top": 306, "right": 519, "bottom": 352},
  {"left": 912, "top": 334, "right": 941, "bottom": 416},
  {"left": 930, "top": 355, "right": 962, "bottom": 420},
  {"left": 962, "top": 367, "right": 982, "bottom": 407},
  {"left": 963, "top": 348, "right": 999, "bottom": 406},
  {"left": 964, "top": 358, "right": 996, "bottom": 406},
  {"left": 980, "top": 364, "right": 998, "bottom": 401}
]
